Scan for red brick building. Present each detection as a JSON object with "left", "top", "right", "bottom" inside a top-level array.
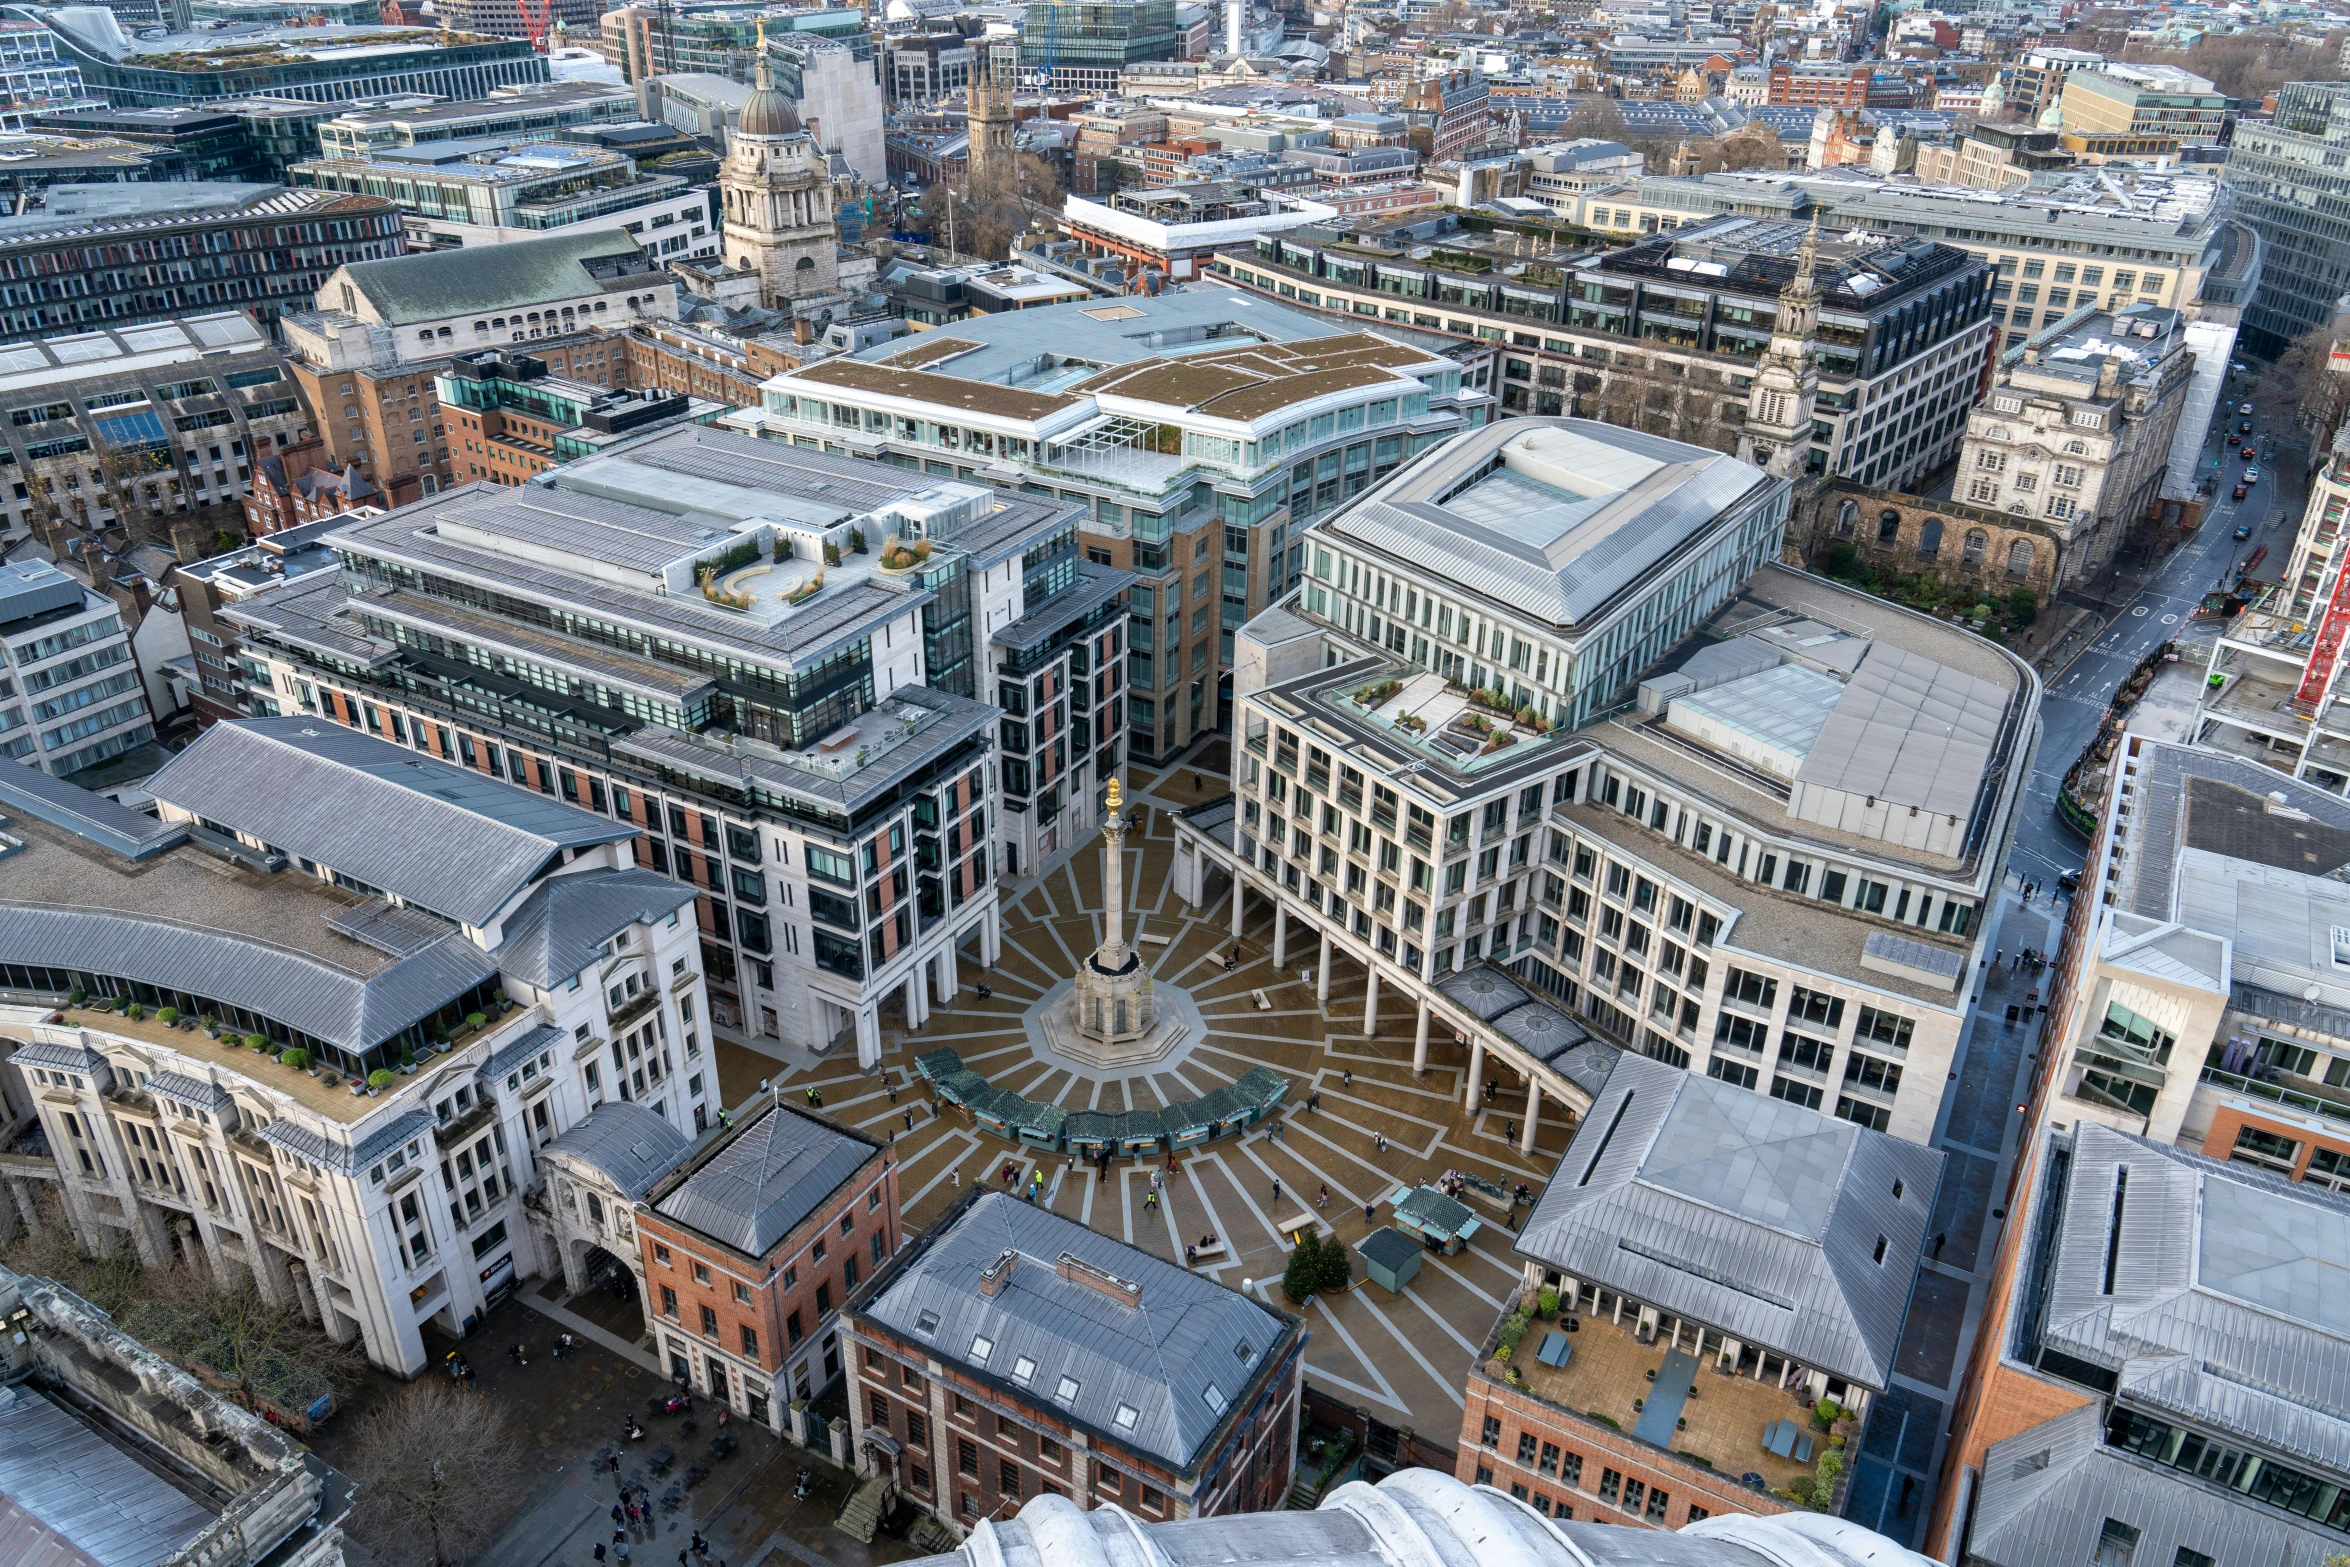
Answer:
[
  {"left": 1768, "top": 63, "right": 1879, "bottom": 108},
  {"left": 843, "top": 1190, "right": 1303, "bottom": 1536},
  {"left": 636, "top": 1098, "right": 898, "bottom": 1431},
  {"left": 1464, "top": 1053, "right": 1941, "bottom": 1530},
  {"left": 241, "top": 444, "right": 382, "bottom": 535}
]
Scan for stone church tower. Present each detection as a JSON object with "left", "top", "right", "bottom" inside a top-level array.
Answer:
[
  {"left": 1740, "top": 217, "right": 1824, "bottom": 479},
  {"left": 720, "top": 24, "right": 838, "bottom": 309},
  {"left": 966, "top": 53, "right": 1015, "bottom": 189}
]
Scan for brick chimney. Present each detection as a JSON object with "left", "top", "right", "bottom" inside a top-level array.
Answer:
[
  {"left": 977, "top": 1248, "right": 1019, "bottom": 1297},
  {"left": 1055, "top": 1252, "right": 1143, "bottom": 1307}
]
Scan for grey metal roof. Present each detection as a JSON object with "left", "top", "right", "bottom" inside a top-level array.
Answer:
[
  {"left": 1970, "top": 1404, "right": 2331, "bottom": 1567},
  {"left": 144, "top": 718, "right": 632, "bottom": 927},
  {"left": 478, "top": 1020, "right": 565, "bottom": 1082},
  {"left": 1357, "top": 1227, "right": 1421, "bottom": 1273},
  {"left": 262, "top": 1108, "right": 435, "bottom": 1175},
  {"left": 542, "top": 1099, "right": 691, "bottom": 1202},
  {"left": 0, "top": 904, "right": 495, "bottom": 1052},
  {"left": 1792, "top": 643, "right": 2006, "bottom": 819},
  {"left": 1321, "top": 419, "right": 1778, "bottom": 632},
  {"left": 1516, "top": 1052, "right": 1942, "bottom": 1388},
  {"left": 0, "top": 1383, "right": 216, "bottom": 1566},
  {"left": 860, "top": 1192, "right": 1300, "bottom": 1474},
  {"left": 653, "top": 1098, "right": 876, "bottom": 1257},
  {"left": 0, "top": 762, "right": 184, "bottom": 861},
  {"left": 7, "top": 1040, "right": 104, "bottom": 1073},
  {"left": 2038, "top": 1122, "right": 2350, "bottom": 1474},
  {"left": 492, "top": 868, "right": 695, "bottom": 990},
  {"left": 340, "top": 226, "right": 653, "bottom": 324},
  {"left": 1434, "top": 963, "right": 1618, "bottom": 1102},
  {"left": 219, "top": 573, "right": 393, "bottom": 668},
  {"left": 147, "top": 1071, "right": 231, "bottom": 1112}
]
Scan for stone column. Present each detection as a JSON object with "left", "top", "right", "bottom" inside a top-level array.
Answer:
[
  {"left": 1099, "top": 787, "right": 1128, "bottom": 966},
  {"left": 1464, "top": 1036, "right": 1484, "bottom": 1111},
  {"left": 904, "top": 971, "right": 925, "bottom": 1032},
  {"left": 936, "top": 944, "right": 958, "bottom": 1004},
  {"left": 1521, "top": 1077, "right": 1540, "bottom": 1155},
  {"left": 855, "top": 1008, "right": 881, "bottom": 1069},
  {"left": 1316, "top": 934, "right": 1332, "bottom": 1003},
  {"left": 1413, "top": 998, "right": 1432, "bottom": 1074},
  {"left": 1229, "top": 873, "right": 1244, "bottom": 940},
  {"left": 1362, "top": 967, "right": 1379, "bottom": 1037},
  {"left": 1272, "top": 906, "right": 1287, "bottom": 970}
]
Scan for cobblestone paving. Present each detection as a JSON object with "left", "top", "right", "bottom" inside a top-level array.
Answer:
[{"left": 762, "top": 761, "right": 1573, "bottom": 1448}]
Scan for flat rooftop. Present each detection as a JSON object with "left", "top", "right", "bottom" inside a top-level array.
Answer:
[
  {"left": 1315, "top": 418, "right": 1778, "bottom": 631},
  {"left": 0, "top": 1384, "right": 217, "bottom": 1566}
]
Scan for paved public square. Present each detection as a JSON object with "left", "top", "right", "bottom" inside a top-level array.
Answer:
[{"left": 740, "top": 756, "right": 1574, "bottom": 1451}]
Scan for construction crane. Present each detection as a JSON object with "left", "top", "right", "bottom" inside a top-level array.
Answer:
[{"left": 519, "top": 0, "right": 557, "bottom": 51}]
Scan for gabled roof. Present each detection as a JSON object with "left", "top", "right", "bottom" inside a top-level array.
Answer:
[
  {"left": 144, "top": 718, "right": 632, "bottom": 927},
  {"left": 337, "top": 227, "right": 652, "bottom": 325},
  {"left": 857, "top": 1192, "right": 1299, "bottom": 1475},
  {"left": 0, "top": 906, "right": 494, "bottom": 1053},
  {"left": 1516, "top": 1052, "right": 1942, "bottom": 1388},
  {"left": 2037, "top": 1123, "right": 2350, "bottom": 1473},
  {"left": 651, "top": 1097, "right": 877, "bottom": 1257},
  {"left": 1971, "top": 1404, "right": 2331, "bottom": 1567},
  {"left": 543, "top": 1100, "right": 691, "bottom": 1202},
  {"left": 492, "top": 867, "right": 696, "bottom": 989}
]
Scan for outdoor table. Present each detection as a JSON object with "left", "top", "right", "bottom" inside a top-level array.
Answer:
[
  {"left": 1763, "top": 1418, "right": 1798, "bottom": 1457},
  {"left": 1534, "top": 1331, "right": 1571, "bottom": 1369}
]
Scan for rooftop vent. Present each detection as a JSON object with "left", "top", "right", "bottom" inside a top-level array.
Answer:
[
  {"left": 977, "top": 1248, "right": 1019, "bottom": 1297},
  {"left": 1056, "top": 1251, "right": 1143, "bottom": 1306}
]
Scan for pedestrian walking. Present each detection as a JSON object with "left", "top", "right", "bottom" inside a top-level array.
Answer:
[
  {"left": 1341, "top": 1068, "right": 1352, "bottom": 1088},
  {"left": 951, "top": 1167, "right": 960, "bottom": 1188},
  {"left": 612, "top": 1504, "right": 625, "bottom": 1528},
  {"left": 595, "top": 1546, "right": 607, "bottom": 1564},
  {"left": 1375, "top": 1133, "right": 1387, "bottom": 1154},
  {"left": 1505, "top": 1119, "right": 1516, "bottom": 1141},
  {"left": 1309, "top": 1091, "right": 1321, "bottom": 1113},
  {"left": 1364, "top": 1200, "right": 1375, "bottom": 1223},
  {"left": 1186, "top": 1243, "right": 1197, "bottom": 1265},
  {"left": 1145, "top": 1189, "right": 1158, "bottom": 1211},
  {"left": 1993, "top": 948, "right": 2003, "bottom": 968},
  {"left": 1272, "top": 1178, "right": 1282, "bottom": 1205},
  {"left": 904, "top": 1108, "right": 914, "bottom": 1133},
  {"left": 1931, "top": 1231, "right": 1947, "bottom": 1260}
]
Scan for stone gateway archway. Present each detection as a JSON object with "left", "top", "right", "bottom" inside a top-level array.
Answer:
[{"left": 1801, "top": 482, "right": 2066, "bottom": 607}]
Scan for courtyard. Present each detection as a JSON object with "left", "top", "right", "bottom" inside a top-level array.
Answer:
[{"left": 728, "top": 754, "right": 1576, "bottom": 1454}]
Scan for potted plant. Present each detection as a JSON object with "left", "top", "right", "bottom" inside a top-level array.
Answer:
[
  {"left": 125, "top": 1002, "right": 144, "bottom": 1022},
  {"left": 465, "top": 1012, "right": 487, "bottom": 1032},
  {"left": 366, "top": 1068, "right": 396, "bottom": 1094},
  {"left": 67, "top": 986, "right": 84, "bottom": 1006},
  {"left": 279, "top": 1047, "right": 310, "bottom": 1072},
  {"left": 321, "top": 1070, "right": 341, "bottom": 1089},
  {"left": 245, "top": 1034, "right": 269, "bottom": 1054},
  {"left": 399, "top": 1046, "right": 417, "bottom": 1074},
  {"left": 157, "top": 1008, "right": 178, "bottom": 1026}
]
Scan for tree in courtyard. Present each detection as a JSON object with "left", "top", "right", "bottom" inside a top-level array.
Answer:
[
  {"left": 1281, "top": 1231, "right": 1325, "bottom": 1303},
  {"left": 1314, "top": 1232, "right": 1353, "bottom": 1295},
  {"left": 121, "top": 1260, "right": 370, "bottom": 1417},
  {"left": 1718, "top": 121, "right": 1785, "bottom": 172},
  {"left": 0, "top": 1190, "right": 143, "bottom": 1316},
  {"left": 926, "top": 148, "right": 1063, "bottom": 261},
  {"left": 345, "top": 1381, "right": 530, "bottom": 1567},
  {"left": 2268, "top": 321, "right": 2347, "bottom": 439}
]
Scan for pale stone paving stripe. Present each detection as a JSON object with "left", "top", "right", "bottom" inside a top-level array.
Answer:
[
  {"left": 1293, "top": 1291, "right": 1407, "bottom": 1416},
  {"left": 1353, "top": 1289, "right": 1469, "bottom": 1411},
  {"left": 1400, "top": 1283, "right": 1488, "bottom": 1360},
  {"left": 902, "top": 1128, "right": 983, "bottom": 1212}
]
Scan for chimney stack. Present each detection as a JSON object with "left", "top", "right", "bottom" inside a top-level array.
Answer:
[
  {"left": 977, "top": 1248, "right": 1019, "bottom": 1297},
  {"left": 1227, "top": 0, "right": 1242, "bottom": 56}
]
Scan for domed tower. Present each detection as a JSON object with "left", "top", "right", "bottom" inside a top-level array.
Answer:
[{"left": 720, "top": 23, "right": 839, "bottom": 308}]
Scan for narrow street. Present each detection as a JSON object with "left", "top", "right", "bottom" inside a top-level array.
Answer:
[{"left": 1840, "top": 374, "right": 2315, "bottom": 1550}]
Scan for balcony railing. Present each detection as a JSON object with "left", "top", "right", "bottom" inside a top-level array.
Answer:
[{"left": 2200, "top": 1064, "right": 2350, "bottom": 1128}]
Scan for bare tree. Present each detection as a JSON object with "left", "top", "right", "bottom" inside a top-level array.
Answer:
[
  {"left": 2117, "top": 30, "right": 2333, "bottom": 103},
  {"left": 1560, "top": 95, "right": 1632, "bottom": 144},
  {"left": 926, "top": 148, "right": 1064, "bottom": 260},
  {"left": 2268, "top": 322, "right": 2345, "bottom": 439},
  {"left": 345, "top": 1381, "right": 531, "bottom": 1567},
  {"left": 1719, "top": 121, "right": 1786, "bottom": 171},
  {"left": 121, "top": 1261, "right": 371, "bottom": 1416},
  {"left": 0, "top": 1191, "right": 143, "bottom": 1316}
]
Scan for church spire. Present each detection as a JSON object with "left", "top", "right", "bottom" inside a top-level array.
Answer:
[{"left": 1789, "top": 212, "right": 1822, "bottom": 301}]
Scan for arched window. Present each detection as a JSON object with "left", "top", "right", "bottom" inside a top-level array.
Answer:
[
  {"left": 1961, "top": 529, "right": 1987, "bottom": 566},
  {"left": 796, "top": 255, "right": 816, "bottom": 271},
  {"left": 1917, "top": 519, "right": 1943, "bottom": 557},
  {"left": 417, "top": 329, "right": 433, "bottom": 343},
  {"left": 1877, "top": 508, "right": 1901, "bottom": 544},
  {"left": 1835, "top": 499, "right": 1857, "bottom": 537},
  {"left": 2006, "top": 538, "right": 2035, "bottom": 577}
]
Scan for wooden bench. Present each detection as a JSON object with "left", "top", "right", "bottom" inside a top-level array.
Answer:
[
  {"left": 1276, "top": 1213, "right": 1330, "bottom": 1241},
  {"left": 1190, "top": 1240, "right": 1231, "bottom": 1263},
  {"left": 1251, "top": 989, "right": 1272, "bottom": 1011},
  {"left": 1139, "top": 931, "right": 1172, "bottom": 946}
]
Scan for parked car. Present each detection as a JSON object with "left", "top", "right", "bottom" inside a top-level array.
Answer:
[
  {"left": 2245, "top": 467, "right": 2261, "bottom": 484},
  {"left": 2235, "top": 521, "right": 2252, "bottom": 536}
]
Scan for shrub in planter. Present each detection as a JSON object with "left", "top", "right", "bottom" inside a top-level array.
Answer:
[
  {"left": 126, "top": 1003, "right": 144, "bottom": 1021},
  {"left": 1537, "top": 1286, "right": 1560, "bottom": 1317},
  {"left": 279, "top": 1048, "right": 310, "bottom": 1071},
  {"left": 67, "top": 986, "right": 84, "bottom": 1005},
  {"left": 158, "top": 1008, "right": 178, "bottom": 1026},
  {"left": 245, "top": 1034, "right": 269, "bottom": 1052},
  {"left": 400, "top": 1046, "right": 417, "bottom": 1068},
  {"left": 1812, "top": 1396, "right": 1844, "bottom": 1430},
  {"left": 367, "top": 1069, "right": 396, "bottom": 1091},
  {"left": 464, "top": 1012, "right": 487, "bottom": 1031}
]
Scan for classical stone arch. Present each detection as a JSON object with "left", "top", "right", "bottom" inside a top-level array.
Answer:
[
  {"left": 2006, "top": 538, "right": 2035, "bottom": 578},
  {"left": 1917, "top": 519, "right": 1943, "bottom": 558},
  {"left": 1962, "top": 529, "right": 1987, "bottom": 566},
  {"left": 1835, "top": 498, "right": 1858, "bottom": 538},
  {"left": 1877, "top": 508, "right": 1901, "bottom": 544}
]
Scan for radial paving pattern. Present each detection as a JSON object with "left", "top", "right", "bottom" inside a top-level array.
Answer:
[{"left": 749, "top": 761, "right": 1575, "bottom": 1444}]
